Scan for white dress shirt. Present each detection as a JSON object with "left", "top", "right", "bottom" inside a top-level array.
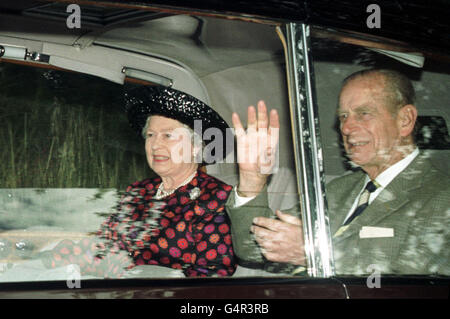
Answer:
[
  {"left": 233, "top": 187, "right": 256, "bottom": 207},
  {"left": 342, "top": 147, "right": 419, "bottom": 224}
]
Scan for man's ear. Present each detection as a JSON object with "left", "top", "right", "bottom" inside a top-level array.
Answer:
[{"left": 397, "top": 104, "right": 418, "bottom": 137}]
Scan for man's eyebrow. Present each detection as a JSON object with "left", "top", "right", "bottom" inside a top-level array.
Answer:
[
  {"left": 337, "top": 105, "right": 373, "bottom": 115},
  {"left": 354, "top": 105, "right": 372, "bottom": 111}
]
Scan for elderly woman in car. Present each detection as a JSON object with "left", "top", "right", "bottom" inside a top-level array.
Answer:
[
  {"left": 45, "top": 86, "right": 237, "bottom": 277},
  {"left": 95, "top": 85, "right": 237, "bottom": 277},
  {"left": 44, "top": 86, "right": 279, "bottom": 278}
]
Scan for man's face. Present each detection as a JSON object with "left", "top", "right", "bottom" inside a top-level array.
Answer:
[{"left": 338, "top": 77, "right": 405, "bottom": 178}]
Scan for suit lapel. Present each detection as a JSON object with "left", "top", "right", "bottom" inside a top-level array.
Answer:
[
  {"left": 333, "top": 154, "right": 431, "bottom": 243},
  {"left": 329, "top": 173, "right": 366, "bottom": 235}
]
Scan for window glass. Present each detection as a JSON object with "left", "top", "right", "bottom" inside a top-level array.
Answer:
[
  {"left": 0, "top": 63, "right": 153, "bottom": 281},
  {"left": 0, "top": 64, "right": 151, "bottom": 189},
  {"left": 0, "top": 14, "right": 302, "bottom": 282},
  {"left": 313, "top": 37, "right": 450, "bottom": 276}
]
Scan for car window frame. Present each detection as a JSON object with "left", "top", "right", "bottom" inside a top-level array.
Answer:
[
  {"left": 1, "top": 0, "right": 449, "bottom": 287},
  {"left": 278, "top": 23, "right": 334, "bottom": 278}
]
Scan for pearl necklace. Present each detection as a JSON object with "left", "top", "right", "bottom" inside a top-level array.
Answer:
[{"left": 154, "top": 171, "right": 197, "bottom": 200}]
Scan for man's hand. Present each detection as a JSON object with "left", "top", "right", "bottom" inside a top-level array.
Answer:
[
  {"left": 232, "top": 101, "right": 279, "bottom": 197},
  {"left": 251, "top": 210, "right": 305, "bottom": 265}
]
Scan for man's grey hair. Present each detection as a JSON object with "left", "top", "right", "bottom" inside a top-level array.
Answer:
[{"left": 342, "top": 68, "right": 416, "bottom": 115}]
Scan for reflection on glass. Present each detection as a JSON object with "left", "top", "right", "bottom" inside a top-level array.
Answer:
[
  {"left": 0, "top": 64, "right": 151, "bottom": 189},
  {"left": 314, "top": 39, "right": 450, "bottom": 276}
]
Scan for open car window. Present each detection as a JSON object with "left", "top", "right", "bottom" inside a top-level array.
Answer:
[
  {"left": 0, "top": 11, "right": 304, "bottom": 282},
  {"left": 0, "top": 64, "right": 150, "bottom": 281}
]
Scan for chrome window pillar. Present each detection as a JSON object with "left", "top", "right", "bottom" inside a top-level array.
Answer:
[{"left": 281, "top": 23, "right": 334, "bottom": 277}]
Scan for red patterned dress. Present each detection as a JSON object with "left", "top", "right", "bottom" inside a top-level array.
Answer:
[
  {"left": 97, "top": 170, "right": 236, "bottom": 277},
  {"left": 43, "top": 170, "right": 236, "bottom": 278}
]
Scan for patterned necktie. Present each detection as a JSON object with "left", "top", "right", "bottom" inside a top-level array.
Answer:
[
  {"left": 343, "top": 180, "right": 378, "bottom": 226},
  {"left": 333, "top": 180, "right": 379, "bottom": 238}
]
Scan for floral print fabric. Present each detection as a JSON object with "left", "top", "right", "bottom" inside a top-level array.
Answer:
[{"left": 98, "top": 170, "right": 236, "bottom": 277}]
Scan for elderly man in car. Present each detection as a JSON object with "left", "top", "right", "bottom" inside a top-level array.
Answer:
[{"left": 228, "top": 68, "right": 450, "bottom": 275}]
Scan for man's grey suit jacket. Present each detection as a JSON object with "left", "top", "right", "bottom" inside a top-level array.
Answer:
[{"left": 226, "top": 153, "right": 450, "bottom": 275}]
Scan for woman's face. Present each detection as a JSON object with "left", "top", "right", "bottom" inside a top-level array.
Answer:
[{"left": 144, "top": 116, "right": 198, "bottom": 178}]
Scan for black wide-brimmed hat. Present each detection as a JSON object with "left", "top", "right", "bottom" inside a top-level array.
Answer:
[{"left": 125, "top": 85, "right": 232, "bottom": 163}]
